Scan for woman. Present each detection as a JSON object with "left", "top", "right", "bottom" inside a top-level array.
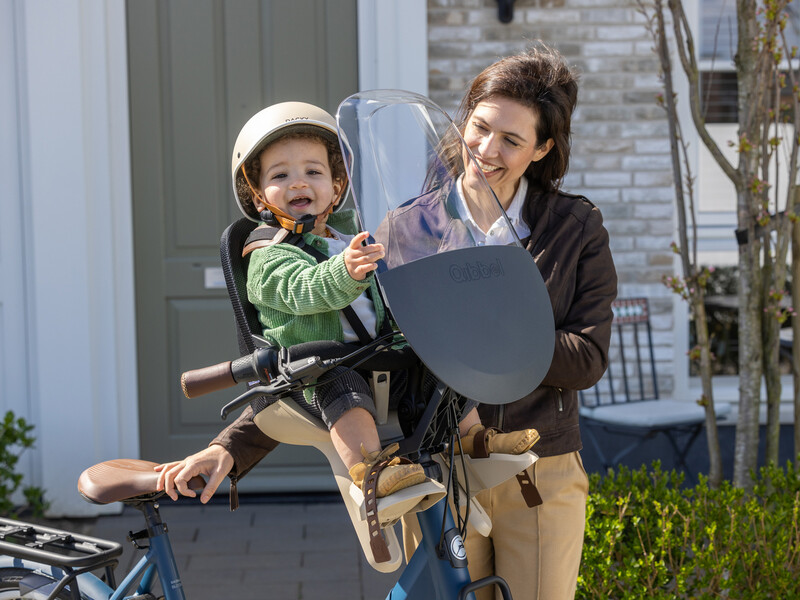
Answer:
[
  {"left": 453, "top": 44, "right": 615, "bottom": 600},
  {"left": 392, "top": 44, "right": 616, "bottom": 600}
]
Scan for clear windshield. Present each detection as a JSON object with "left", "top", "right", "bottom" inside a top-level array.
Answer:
[
  {"left": 334, "top": 90, "right": 554, "bottom": 406},
  {"left": 336, "top": 90, "right": 521, "bottom": 271}
]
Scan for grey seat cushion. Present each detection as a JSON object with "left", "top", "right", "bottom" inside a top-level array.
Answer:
[{"left": 580, "top": 399, "right": 732, "bottom": 428}]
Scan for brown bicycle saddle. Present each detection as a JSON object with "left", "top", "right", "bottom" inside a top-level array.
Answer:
[{"left": 78, "top": 459, "right": 205, "bottom": 505}]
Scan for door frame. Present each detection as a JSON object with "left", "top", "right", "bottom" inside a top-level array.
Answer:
[{"left": 10, "top": 0, "right": 138, "bottom": 516}]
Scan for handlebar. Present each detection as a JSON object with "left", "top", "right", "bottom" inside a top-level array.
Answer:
[
  {"left": 180, "top": 333, "right": 406, "bottom": 420},
  {"left": 180, "top": 347, "right": 280, "bottom": 399}
]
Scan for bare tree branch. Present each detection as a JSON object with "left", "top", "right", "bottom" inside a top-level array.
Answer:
[{"left": 669, "top": 0, "right": 741, "bottom": 183}]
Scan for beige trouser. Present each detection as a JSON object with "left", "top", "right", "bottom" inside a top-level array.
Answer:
[{"left": 403, "top": 452, "right": 588, "bottom": 600}]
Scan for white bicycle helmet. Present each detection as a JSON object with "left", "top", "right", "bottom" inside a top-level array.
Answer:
[{"left": 231, "top": 101, "right": 348, "bottom": 226}]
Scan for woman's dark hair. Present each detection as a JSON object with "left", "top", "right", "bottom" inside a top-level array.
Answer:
[{"left": 456, "top": 43, "right": 579, "bottom": 192}]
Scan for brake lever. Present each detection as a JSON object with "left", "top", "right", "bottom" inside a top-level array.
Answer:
[
  {"left": 219, "top": 379, "right": 292, "bottom": 419},
  {"left": 220, "top": 355, "right": 340, "bottom": 419}
]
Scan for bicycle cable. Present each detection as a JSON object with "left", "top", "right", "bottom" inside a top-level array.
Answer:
[{"left": 438, "top": 394, "right": 472, "bottom": 555}]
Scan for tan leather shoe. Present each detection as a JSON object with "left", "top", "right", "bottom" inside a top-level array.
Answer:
[
  {"left": 456, "top": 424, "right": 540, "bottom": 458},
  {"left": 348, "top": 443, "right": 426, "bottom": 498}
]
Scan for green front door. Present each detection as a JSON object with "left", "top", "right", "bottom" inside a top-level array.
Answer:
[{"left": 127, "top": 0, "right": 358, "bottom": 492}]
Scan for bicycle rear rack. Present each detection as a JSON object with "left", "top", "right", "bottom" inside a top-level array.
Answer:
[{"left": 0, "top": 516, "right": 123, "bottom": 589}]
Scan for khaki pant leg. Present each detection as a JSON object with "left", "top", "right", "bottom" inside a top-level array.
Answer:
[
  {"left": 490, "top": 452, "right": 588, "bottom": 600},
  {"left": 402, "top": 452, "right": 587, "bottom": 600}
]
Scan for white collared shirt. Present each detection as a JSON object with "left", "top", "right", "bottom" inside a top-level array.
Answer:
[{"left": 455, "top": 176, "right": 530, "bottom": 245}]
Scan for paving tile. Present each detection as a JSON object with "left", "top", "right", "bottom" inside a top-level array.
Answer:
[
  {"left": 186, "top": 550, "right": 300, "bottom": 572},
  {"left": 169, "top": 537, "right": 249, "bottom": 557},
  {"left": 301, "top": 579, "right": 362, "bottom": 599},
  {"left": 361, "top": 562, "right": 402, "bottom": 599},
  {"left": 179, "top": 566, "right": 246, "bottom": 585},
  {"left": 182, "top": 581, "right": 299, "bottom": 600}
]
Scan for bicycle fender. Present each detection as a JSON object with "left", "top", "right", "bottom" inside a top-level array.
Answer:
[{"left": 0, "top": 556, "right": 112, "bottom": 599}]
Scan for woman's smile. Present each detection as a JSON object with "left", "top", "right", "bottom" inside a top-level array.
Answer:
[{"left": 475, "top": 156, "right": 502, "bottom": 174}]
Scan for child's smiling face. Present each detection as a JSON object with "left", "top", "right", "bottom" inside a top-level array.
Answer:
[{"left": 255, "top": 136, "right": 343, "bottom": 225}]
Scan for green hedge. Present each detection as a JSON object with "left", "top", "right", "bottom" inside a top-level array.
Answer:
[{"left": 578, "top": 461, "right": 800, "bottom": 599}]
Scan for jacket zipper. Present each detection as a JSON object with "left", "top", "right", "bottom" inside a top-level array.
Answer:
[{"left": 556, "top": 387, "right": 564, "bottom": 412}]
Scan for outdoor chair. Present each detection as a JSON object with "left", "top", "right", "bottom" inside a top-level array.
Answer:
[{"left": 579, "top": 297, "right": 731, "bottom": 477}]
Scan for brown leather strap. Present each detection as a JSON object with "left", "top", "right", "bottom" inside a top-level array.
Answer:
[
  {"left": 516, "top": 470, "right": 543, "bottom": 507},
  {"left": 473, "top": 427, "right": 501, "bottom": 459},
  {"left": 229, "top": 476, "right": 239, "bottom": 511},
  {"left": 363, "top": 460, "right": 391, "bottom": 563},
  {"left": 242, "top": 228, "right": 291, "bottom": 256}
]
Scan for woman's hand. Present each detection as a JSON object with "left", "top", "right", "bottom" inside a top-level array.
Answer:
[
  {"left": 344, "top": 231, "right": 385, "bottom": 281},
  {"left": 154, "top": 445, "right": 234, "bottom": 504}
]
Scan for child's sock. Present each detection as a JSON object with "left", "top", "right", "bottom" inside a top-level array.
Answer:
[
  {"left": 455, "top": 424, "right": 540, "bottom": 458},
  {"left": 348, "top": 443, "right": 426, "bottom": 498}
]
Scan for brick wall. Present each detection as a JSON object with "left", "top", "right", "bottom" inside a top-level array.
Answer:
[{"left": 427, "top": 0, "right": 679, "bottom": 393}]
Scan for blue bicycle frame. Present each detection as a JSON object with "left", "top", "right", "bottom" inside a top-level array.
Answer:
[
  {"left": 109, "top": 502, "right": 185, "bottom": 600},
  {"left": 389, "top": 499, "right": 511, "bottom": 600},
  {"left": 0, "top": 502, "right": 185, "bottom": 600}
]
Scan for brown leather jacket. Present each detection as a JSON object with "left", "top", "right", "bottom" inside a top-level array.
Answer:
[
  {"left": 211, "top": 182, "right": 617, "bottom": 476},
  {"left": 479, "top": 186, "right": 617, "bottom": 457}
]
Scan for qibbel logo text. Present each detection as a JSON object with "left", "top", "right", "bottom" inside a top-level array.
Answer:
[{"left": 449, "top": 259, "right": 505, "bottom": 283}]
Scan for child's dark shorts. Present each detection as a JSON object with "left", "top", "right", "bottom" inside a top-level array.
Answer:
[{"left": 290, "top": 366, "right": 408, "bottom": 429}]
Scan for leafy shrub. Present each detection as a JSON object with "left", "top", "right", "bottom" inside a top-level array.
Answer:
[
  {"left": 578, "top": 461, "right": 800, "bottom": 599},
  {"left": 0, "top": 411, "right": 48, "bottom": 518}
]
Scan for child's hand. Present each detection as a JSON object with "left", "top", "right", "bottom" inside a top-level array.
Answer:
[{"left": 344, "top": 231, "right": 385, "bottom": 281}]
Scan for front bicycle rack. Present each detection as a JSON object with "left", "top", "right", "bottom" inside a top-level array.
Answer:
[{"left": 0, "top": 516, "right": 123, "bottom": 599}]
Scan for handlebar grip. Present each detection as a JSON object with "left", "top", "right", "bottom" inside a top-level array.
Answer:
[{"left": 181, "top": 362, "right": 236, "bottom": 399}]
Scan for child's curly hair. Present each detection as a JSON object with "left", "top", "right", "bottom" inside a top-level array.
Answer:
[{"left": 235, "top": 131, "right": 347, "bottom": 211}]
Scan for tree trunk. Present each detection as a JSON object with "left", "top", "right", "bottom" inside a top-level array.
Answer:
[
  {"left": 693, "top": 295, "right": 723, "bottom": 484},
  {"left": 762, "top": 261, "right": 782, "bottom": 466},
  {"left": 734, "top": 208, "right": 763, "bottom": 488},
  {"left": 732, "top": 0, "right": 763, "bottom": 490},
  {"left": 793, "top": 220, "right": 800, "bottom": 463}
]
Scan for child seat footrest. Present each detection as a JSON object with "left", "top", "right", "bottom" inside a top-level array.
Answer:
[{"left": 350, "top": 479, "right": 446, "bottom": 527}]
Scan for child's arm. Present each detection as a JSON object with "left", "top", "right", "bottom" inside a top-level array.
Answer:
[{"left": 247, "top": 234, "right": 383, "bottom": 315}]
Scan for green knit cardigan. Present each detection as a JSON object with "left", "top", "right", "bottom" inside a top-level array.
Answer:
[{"left": 245, "top": 210, "right": 386, "bottom": 349}]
